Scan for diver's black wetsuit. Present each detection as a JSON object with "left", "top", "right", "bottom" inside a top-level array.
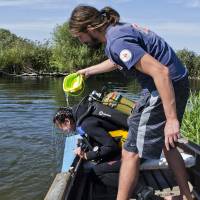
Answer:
[{"left": 72, "top": 101, "right": 122, "bottom": 187}]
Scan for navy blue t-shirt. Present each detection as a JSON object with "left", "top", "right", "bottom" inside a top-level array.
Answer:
[{"left": 105, "top": 23, "right": 187, "bottom": 91}]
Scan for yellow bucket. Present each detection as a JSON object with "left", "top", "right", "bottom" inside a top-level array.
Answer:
[{"left": 63, "top": 73, "right": 84, "bottom": 96}]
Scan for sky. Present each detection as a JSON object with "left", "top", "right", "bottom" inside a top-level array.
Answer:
[{"left": 0, "top": 0, "right": 200, "bottom": 54}]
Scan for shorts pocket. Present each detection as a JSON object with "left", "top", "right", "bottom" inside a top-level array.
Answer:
[{"left": 133, "top": 94, "right": 150, "bottom": 113}]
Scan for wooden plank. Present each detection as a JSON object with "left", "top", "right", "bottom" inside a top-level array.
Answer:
[
  {"left": 141, "top": 171, "right": 160, "bottom": 190},
  {"left": 44, "top": 172, "right": 71, "bottom": 200},
  {"left": 161, "top": 170, "right": 177, "bottom": 189},
  {"left": 151, "top": 170, "right": 166, "bottom": 190},
  {"left": 139, "top": 173, "right": 147, "bottom": 186},
  {"left": 190, "top": 168, "right": 200, "bottom": 189}
]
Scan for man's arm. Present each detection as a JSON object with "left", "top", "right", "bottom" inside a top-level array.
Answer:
[
  {"left": 135, "top": 53, "right": 179, "bottom": 151},
  {"left": 77, "top": 59, "right": 118, "bottom": 77}
]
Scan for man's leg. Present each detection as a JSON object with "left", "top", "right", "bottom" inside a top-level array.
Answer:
[
  {"left": 117, "top": 149, "right": 140, "bottom": 200},
  {"left": 163, "top": 147, "right": 193, "bottom": 200}
]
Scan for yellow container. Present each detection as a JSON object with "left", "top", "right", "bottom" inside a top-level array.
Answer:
[{"left": 63, "top": 73, "right": 84, "bottom": 96}]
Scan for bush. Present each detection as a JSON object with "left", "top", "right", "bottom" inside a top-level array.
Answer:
[
  {"left": 0, "top": 28, "right": 52, "bottom": 74},
  {"left": 176, "top": 49, "right": 200, "bottom": 78},
  {"left": 50, "top": 22, "right": 106, "bottom": 72}
]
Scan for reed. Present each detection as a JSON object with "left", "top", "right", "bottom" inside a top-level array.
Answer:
[{"left": 181, "top": 92, "right": 200, "bottom": 144}]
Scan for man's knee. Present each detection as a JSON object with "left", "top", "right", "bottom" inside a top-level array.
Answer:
[{"left": 122, "top": 149, "right": 139, "bottom": 161}]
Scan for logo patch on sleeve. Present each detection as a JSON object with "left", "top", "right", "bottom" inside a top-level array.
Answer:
[{"left": 119, "top": 49, "right": 132, "bottom": 62}]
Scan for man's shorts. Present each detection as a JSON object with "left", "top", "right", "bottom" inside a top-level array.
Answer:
[{"left": 123, "top": 76, "right": 189, "bottom": 159}]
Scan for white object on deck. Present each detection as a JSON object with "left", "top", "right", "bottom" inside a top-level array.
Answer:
[{"left": 140, "top": 152, "right": 196, "bottom": 170}]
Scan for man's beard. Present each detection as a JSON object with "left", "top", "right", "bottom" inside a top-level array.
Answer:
[{"left": 84, "top": 33, "right": 102, "bottom": 49}]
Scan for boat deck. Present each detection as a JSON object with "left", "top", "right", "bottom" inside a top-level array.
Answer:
[{"left": 45, "top": 139, "right": 200, "bottom": 200}]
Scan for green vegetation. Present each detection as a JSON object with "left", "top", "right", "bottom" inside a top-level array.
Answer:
[
  {"left": 181, "top": 92, "right": 200, "bottom": 144},
  {"left": 0, "top": 24, "right": 200, "bottom": 76},
  {"left": 50, "top": 22, "right": 106, "bottom": 72},
  {"left": 0, "top": 24, "right": 106, "bottom": 75},
  {"left": 177, "top": 49, "right": 200, "bottom": 78},
  {"left": 0, "top": 29, "right": 52, "bottom": 74}
]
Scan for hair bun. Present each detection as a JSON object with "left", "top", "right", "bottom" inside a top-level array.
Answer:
[{"left": 100, "top": 7, "right": 120, "bottom": 25}]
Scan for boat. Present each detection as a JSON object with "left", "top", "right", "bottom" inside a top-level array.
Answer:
[{"left": 44, "top": 138, "right": 200, "bottom": 200}]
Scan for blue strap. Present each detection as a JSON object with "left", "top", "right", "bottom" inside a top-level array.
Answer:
[{"left": 76, "top": 126, "right": 86, "bottom": 136}]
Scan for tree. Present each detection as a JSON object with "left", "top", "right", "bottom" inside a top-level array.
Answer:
[
  {"left": 0, "top": 28, "right": 52, "bottom": 74},
  {"left": 176, "top": 49, "right": 200, "bottom": 77},
  {"left": 50, "top": 22, "right": 106, "bottom": 72}
]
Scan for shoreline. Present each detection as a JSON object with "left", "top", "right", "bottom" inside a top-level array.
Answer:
[
  {"left": 1, "top": 71, "right": 200, "bottom": 80},
  {"left": 0, "top": 71, "right": 68, "bottom": 77}
]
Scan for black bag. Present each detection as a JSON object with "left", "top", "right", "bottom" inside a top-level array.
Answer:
[{"left": 91, "top": 102, "right": 128, "bottom": 130}]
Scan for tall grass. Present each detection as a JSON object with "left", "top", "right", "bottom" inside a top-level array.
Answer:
[{"left": 181, "top": 92, "right": 200, "bottom": 144}]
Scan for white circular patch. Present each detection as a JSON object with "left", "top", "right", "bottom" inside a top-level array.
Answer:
[{"left": 119, "top": 49, "right": 132, "bottom": 62}]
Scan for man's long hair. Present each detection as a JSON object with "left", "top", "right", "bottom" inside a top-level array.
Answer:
[{"left": 69, "top": 5, "right": 120, "bottom": 36}]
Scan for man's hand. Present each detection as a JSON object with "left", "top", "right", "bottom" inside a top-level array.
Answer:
[
  {"left": 77, "top": 69, "right": 90, "bottom": 78},
  {"left": 164, "top": 118, "right": 180, "bottom": 151},
  {"left": 74, "top": 147, "right": 87, "bottom": 159},
  {"left": 76, "top": 59, "right": 118, "bottom": 78}
]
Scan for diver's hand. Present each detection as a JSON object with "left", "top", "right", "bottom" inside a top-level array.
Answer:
[
  {"left": 74, "top": 147, "right": 87, "bottom": 159},
  {"left": 164, "top": 118, "right": 180, "bottom": 151}
]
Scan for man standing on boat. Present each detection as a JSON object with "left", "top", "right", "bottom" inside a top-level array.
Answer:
[{"left": 68, "top": 5, "right": 193, "bottom": 200}]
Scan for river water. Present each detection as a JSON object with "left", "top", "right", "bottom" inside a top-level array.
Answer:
[
  {"left": 0, "top": 75, "right": 200, "bottom": 200},
  {"left": 0, "top": 75, "right": 139, "bottom": 200}
]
